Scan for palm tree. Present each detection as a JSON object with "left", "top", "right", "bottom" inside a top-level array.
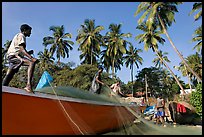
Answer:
[
  {"left": 185, "top": 52, "right": 202, "bottom": 84},
  {"left": 76, "top": 19, "right": 104, "bottom": 65},
  {"left": 37, "top": 47, "right": 55, "bottom": 70},
  {"left": 43, "top": 25, "right": 74, "bottom": 64},
  {"left": 174, "top": 65, "right": 192, "bottom": 92},
  {"left": 192, "top": 25, "right": 202, "bottom": 54},
  {"left": 135, "top": 2, "right": 202, "bottom": 82},
  {"left": 189, "top": 2, "right": 202, "bottom": 21},
  {"left": 104, "top": 23, "right": 132, "bottom": 78},
  {"left": 136, "top": 23, "right": 185, "bottom": 94},
  {"left": 189, "top": 2, "right": 202, "bottom": 55},
  {"left": 123, "top": 45, "right": 143, "bottom": 96},
  {"left": 153, "top": 50, "right": 185, "bottom": 94}
]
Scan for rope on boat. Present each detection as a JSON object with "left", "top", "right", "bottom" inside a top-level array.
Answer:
[{"left": 45, "top": 74, "right": 85, "bottom": 135}]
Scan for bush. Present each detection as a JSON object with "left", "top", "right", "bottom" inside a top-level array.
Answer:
[{"left": 189, "top": 83, "right": 202, "bottom": 117}]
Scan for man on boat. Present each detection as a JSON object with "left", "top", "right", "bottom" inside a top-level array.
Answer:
[
  {"left": 89, "top": 65, "right": 105, "bottom": 94},
  {"left": 2, "top": 24, "right": 38, "bottom": 93}
]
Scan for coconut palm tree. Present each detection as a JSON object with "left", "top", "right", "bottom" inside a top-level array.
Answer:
[
  {"left": 135, "top": 2, "right": 202, "bottom": 82},
  {"left": 189, "top": 2, "right": 202, "bottom": 21},
  {"left": 185, "top": 52, "right": 202, "bottom": 84},
  {"left": 192, "top": 25, "right": 202, "bottom": 54},
  {"left": 152, "top": 50, "right": 185, "bottom": 94},
  {"left": 37, "top": 47, "right": 55, "bottom": 70},
  {"left": 104, "top": 23, "right": 132, "bottom": 78},
  {"left": 76, "top": 19, "right": 104, "bottom": 65},
  {"left": 43, "top": 25, "right": 74, "bottom": 64},
  {"left": 136, "top": 23, "right": 185, "bottom": 94},
  {"left": 123, "top": 45, "right": 143, "bottom": 96}
]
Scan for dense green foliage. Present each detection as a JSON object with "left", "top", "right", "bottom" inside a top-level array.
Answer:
[{"left": 190, "top": 83, "right": 202, "bottom": 117}]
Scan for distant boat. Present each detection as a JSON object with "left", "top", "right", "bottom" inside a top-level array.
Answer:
[{"left": 2, "top": 86, "right": 138, "bottom": 135}]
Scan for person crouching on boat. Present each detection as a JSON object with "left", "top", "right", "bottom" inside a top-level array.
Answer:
[
  {"left": 110, "top": 81, "right": 123, "bottom": 97},
  {"left": 89, "top": 65, "right": 105, "bottom": 94},
  {"left": 2, "top": 24, "right": 38, "bottom": 93}
]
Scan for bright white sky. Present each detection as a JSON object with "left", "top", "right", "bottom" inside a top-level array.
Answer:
[{"left": 2, "top": 2, "right": 201, "bottom": 84}]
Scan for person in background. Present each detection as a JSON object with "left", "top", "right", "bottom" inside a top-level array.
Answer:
[
  {"left": 2, "top": 24, "right": 38, "bottom": 93},
  {"left": 110, "top": 81, "right": 123, "bottom": 96},
  {"left": 155, "top": 94, "right": 166, "bottom": 127},
  {"left": 89, "top": 65, "right": 105, "bottom": 94}
]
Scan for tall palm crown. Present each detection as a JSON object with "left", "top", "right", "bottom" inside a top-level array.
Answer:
[
  {"left": 103, "top": 23, "right": 132, "bottom": 78},
  {"left": 136, "top": 23, "right": 165, "bottom": 52},
  {"left": 76, "top": 19, "right": 104, "bottom": 65},
  {"left": 37, "top": 48, "right": 55, "bottom": 69},
  {"left": 153, "top": 50, "right": 170, "bottom": 68},
  {"left": 189, "top": 2, "right": 202, "bottom": 21},
  {"left": 192, "top": 25, "right": 202, "bottom": 54},
  {"left": 123, "top": 45, "right": 143, "bottom": 95},
  {"left": 135, "top": 2, "right": 202, "bottom": 82},
  {"left": 43, "top": 25, "right": 74, "bottom": 64}
]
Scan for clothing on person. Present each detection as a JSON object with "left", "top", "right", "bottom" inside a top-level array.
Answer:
[
  {"left": 6, "top": 32, "right": 26, "bottom": 58},
  {"left": 155, "top": 95, "right": 165, "bottom": 126},
  {"left": 110, "top": 82, "right": 121, "bottom": 93},
  {"left": 89, "top": 72, "right": 100, "bottom": 94},
  {"left": 176, "top": 103, "right": 186, "bottom": 113},
  {"left": 89, "top": 66, "right": 104, "bottom": 94},
  {"left": 2, "top": 24, "right": 38, "bottom": 93}
]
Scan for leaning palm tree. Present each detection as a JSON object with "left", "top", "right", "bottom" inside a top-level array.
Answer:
[
  {"left": 153, "top": 50, "right": 185, "bottom": 94},
  {"left": 135, "top": 2, "right": 202, "bottom": 82},
  {"left": 43, "top": 25, "right": 74, "bottom": 64},
  {"left": 104, "top": 23, "right": 132, "bottom": 78},
  {"left": 136, "top": 23, "right": 185, "bottom": 94},
  {"left": 76, "top": 19, "right": 104, "bottom": 65},
  {"left": 192, "top": 25, "right": 202, "bottom": 54},
  {"left": 123, "top": 45, "right": 143, "bottom": 96},
  {"left": 174, "top": 65, "right": 192, "bottom": 92},
  {"left": 185, "top": 52, "right": 202, "bottom": 84},
  {"left": 189, "top": 2, "right": 202, "bottom": 21}
]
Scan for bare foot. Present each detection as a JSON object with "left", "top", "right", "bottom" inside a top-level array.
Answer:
[{"left": 24, "top": 87, "right": 34, "bottom": 93}]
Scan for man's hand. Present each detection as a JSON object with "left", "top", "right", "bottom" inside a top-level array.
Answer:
[{"left": 31, "top": 58, "right": 39, "bottom": 63}]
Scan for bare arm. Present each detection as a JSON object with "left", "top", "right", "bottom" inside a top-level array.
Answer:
[
  {"left": 19, "top": 44, "right": 37, "bottom": 62},
  {"left": 95, "top": 76, "right": 104, "bottom": 85}
]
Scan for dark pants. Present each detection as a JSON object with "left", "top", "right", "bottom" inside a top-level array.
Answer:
[{"left": 2, "top": 55, "right": 22, "bottom": 86}]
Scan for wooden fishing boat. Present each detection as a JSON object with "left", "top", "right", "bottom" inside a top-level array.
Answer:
[
  {"left": 168, "top": 101, "right": 200, "bottom": 125},
  {"left": 2, "top": 86, "right": 138, "bottom": 135}
]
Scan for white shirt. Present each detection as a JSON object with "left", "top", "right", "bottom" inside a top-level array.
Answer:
[
  {"left": 7, "top": 32, "right": 26, "bottom": 57},
  {"left": 110, "top": 83, "right": 121, "bottom": 93}
]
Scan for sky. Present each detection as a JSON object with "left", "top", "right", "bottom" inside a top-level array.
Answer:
[{"left": 2, "top": 2, "right": 201, "bottom": 84}]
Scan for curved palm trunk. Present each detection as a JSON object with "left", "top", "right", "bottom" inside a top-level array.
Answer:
[
  {"left": 157, "top": 15, "right": 202, "bottom": 83},
  {"left": 131, "top": 63, "right": 134, "bottom": 97},
  {"left": 184, "top": 65, "right": 192, "bottom": 92},
  {"left": 154, "top": 48, "right": 185, "bottom": 95}
]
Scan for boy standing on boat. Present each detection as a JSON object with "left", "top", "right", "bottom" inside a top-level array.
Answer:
[
  {"left": 89, "top": 65, "right": 105, "bottom": 94},
  {"left": 2, "top": 24, "right": 38, "bottom": 93}
]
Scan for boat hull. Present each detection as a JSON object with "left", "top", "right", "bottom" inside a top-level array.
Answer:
[{"left": 2, "top": 86, "right": 137, "bottom": 135}]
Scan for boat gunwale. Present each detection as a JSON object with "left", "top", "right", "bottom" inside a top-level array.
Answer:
[{"left": 2, "top": 86, "right": 135, "bottom": 107}]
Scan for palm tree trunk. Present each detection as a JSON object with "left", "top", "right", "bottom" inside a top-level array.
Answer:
[
  {"left": 112, "top": 56, "right": 115, "bottom": 78},
  {"left": 184, "top": 65, "right": 192, "bottom": 92},
  {"left": 91, "top": 47, "right": 93, "bottom": 65},
  {"left": 154, "top": 48, "right": 185, "bottom": 95},
  {"left": 157, "top": 14, "right": 202, "bottom": 83},
  {"left": 131, "top": 64, "right": 134, "bottom": 97}
]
